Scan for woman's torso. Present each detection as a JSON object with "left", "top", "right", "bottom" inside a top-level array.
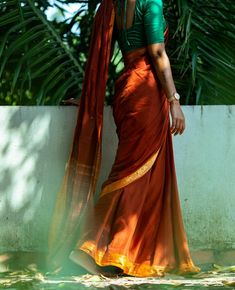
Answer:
[{"left": 114, "top": 0, "right": 166, "bottom": 53}]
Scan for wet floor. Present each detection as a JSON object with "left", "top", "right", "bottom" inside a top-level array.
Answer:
[{"left": 0, "top": 265, "right": 235, "bottom": 290}]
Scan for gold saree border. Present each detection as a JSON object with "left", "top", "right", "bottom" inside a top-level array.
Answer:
[
  {"left": 100, "top": 147, "right": 161, "bottom": 197},
  {"left": 79, "top": 241, "right": 201, "bottom": 277}
]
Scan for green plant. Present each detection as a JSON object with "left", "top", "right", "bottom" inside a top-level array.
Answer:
[
  {"left": 164, "top": 0, "right": 235, "bottom": 104},
  {"left": 0, "top": 0, "right": 234, "bottom": 105},
  {"left": 0, "top": 0, "right": 83, "bottom": 105}
]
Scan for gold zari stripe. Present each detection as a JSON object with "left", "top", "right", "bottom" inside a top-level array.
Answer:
[{"left": 100, "top": 147, "right": 161, "bottom": 197}]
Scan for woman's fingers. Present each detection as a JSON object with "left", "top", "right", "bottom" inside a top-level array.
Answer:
[
  {"left": 173, "top": 118, "right": 179, "bottom": 135},
  {"left": 170, "top": 118, "right": 176, "bottom": 134},
  {"left": 171, "top": 118, "right": 179, "bottom": 135},
  {"left": 180, "top": 119, "right": 186, "bottom": 135},
  {"left": 174, "top": 119, "right": 181, "bottom": 135},
  {"left": 177, "top": 119, "right": 184, "bottom": 135},
  {"left": 171, "top": 118, "right": 185, "bottom": 135}
]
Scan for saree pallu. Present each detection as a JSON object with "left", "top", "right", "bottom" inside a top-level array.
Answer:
[
  {"left": 76, "top": 48, "right": 200, "bottom": 277},
  {"left": 47, "top": 0, "right": 115, "bottom": 269}
]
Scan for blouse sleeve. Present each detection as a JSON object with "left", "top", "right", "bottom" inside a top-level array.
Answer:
[{"left": 143, "top": 0, "right": 165, "bottom": 45}]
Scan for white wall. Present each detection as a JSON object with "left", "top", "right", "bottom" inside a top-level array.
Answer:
[{"left": 0, "top": 106, "right": 234, "bottom": 253}]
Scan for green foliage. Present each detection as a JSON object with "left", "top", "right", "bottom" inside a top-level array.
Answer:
[
  {"left": 0, "top": 0, "right": 84, "bottom": 105},
  {"left": 0, "top": 0, "right": 234, "bottom": 105},
  {"left": 164, "top": 0, "right": 235, "bottom": 104}
]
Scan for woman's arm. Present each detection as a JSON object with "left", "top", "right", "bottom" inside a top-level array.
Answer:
[{"left": 148, "top": 43, "right": 185, "bottom": 136}]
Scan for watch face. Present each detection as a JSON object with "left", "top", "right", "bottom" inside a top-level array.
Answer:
[{"left": 174, "top": 93, "right": 180, "bottom": 100}]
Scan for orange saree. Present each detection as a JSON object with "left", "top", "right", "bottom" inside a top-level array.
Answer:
[
  {"left": 47, "top": 0, "right": 200, "bottom": 277},
  {"left": 77, "top": 48, "right": 200, "bottom": 277}
]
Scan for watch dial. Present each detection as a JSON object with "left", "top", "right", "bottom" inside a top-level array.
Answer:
[{"left": 175, "top": 93, "right": 180, "bottom": 100}]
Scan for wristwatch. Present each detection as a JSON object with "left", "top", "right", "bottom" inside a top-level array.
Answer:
[{"left": 168, "top": 92, "right": 180, "bottom": 102}]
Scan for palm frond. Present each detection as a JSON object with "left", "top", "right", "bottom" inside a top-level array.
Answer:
[
  {"left": 0, "top": 0, "right": 84, "bottom": 105},
  {"left": 164, "top": 0, "right": 235, "bottom": 105}
]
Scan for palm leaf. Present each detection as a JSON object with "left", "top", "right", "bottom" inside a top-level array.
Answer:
[
  {"left": 0, "top": 0, "right": 84, "bottom": 105},
  {"left": 165, "top": 0, "right": 235, "bottom": 104}
]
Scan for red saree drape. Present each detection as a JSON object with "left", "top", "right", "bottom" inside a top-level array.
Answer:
[
  {"left": 47, "top": 0, "right": 200, "bottom": 277},
  {"left": 47, "top": 0, "right": 115, "bottom": 269}
]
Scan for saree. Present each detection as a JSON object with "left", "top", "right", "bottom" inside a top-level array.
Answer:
[
  {"left": 47, "top": 0, "right": 200, "bottom": 277},
  {"left": 77, "top": 48, "right": 200, "bottom": 277}
]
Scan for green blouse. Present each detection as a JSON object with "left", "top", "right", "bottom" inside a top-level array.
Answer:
[{"left": 116, "top": 0, "right": 166, "bottom": 53}]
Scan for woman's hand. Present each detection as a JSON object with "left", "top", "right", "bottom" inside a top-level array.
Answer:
[{"left": 169, "top": 100, "right": 185, "bottom": 135}]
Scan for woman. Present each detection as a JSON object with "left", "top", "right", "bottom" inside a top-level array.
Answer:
[{"left": 48, "top": 0, "right": 201, "bottom": 277}]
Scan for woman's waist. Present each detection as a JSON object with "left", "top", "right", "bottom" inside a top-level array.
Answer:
[
  {"left": 114, "top": 47, "right": 155, "bottom": 92},
  {"left": 114, "top": 47, "right": 154, "bottom": 89},
  {"left": 123, "top": 47, "right": 151, "bottom": 69}
]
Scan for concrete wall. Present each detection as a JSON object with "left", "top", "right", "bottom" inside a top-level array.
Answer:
[{"left": 0, "top": 106, "right": 234, "bottom": 256}]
